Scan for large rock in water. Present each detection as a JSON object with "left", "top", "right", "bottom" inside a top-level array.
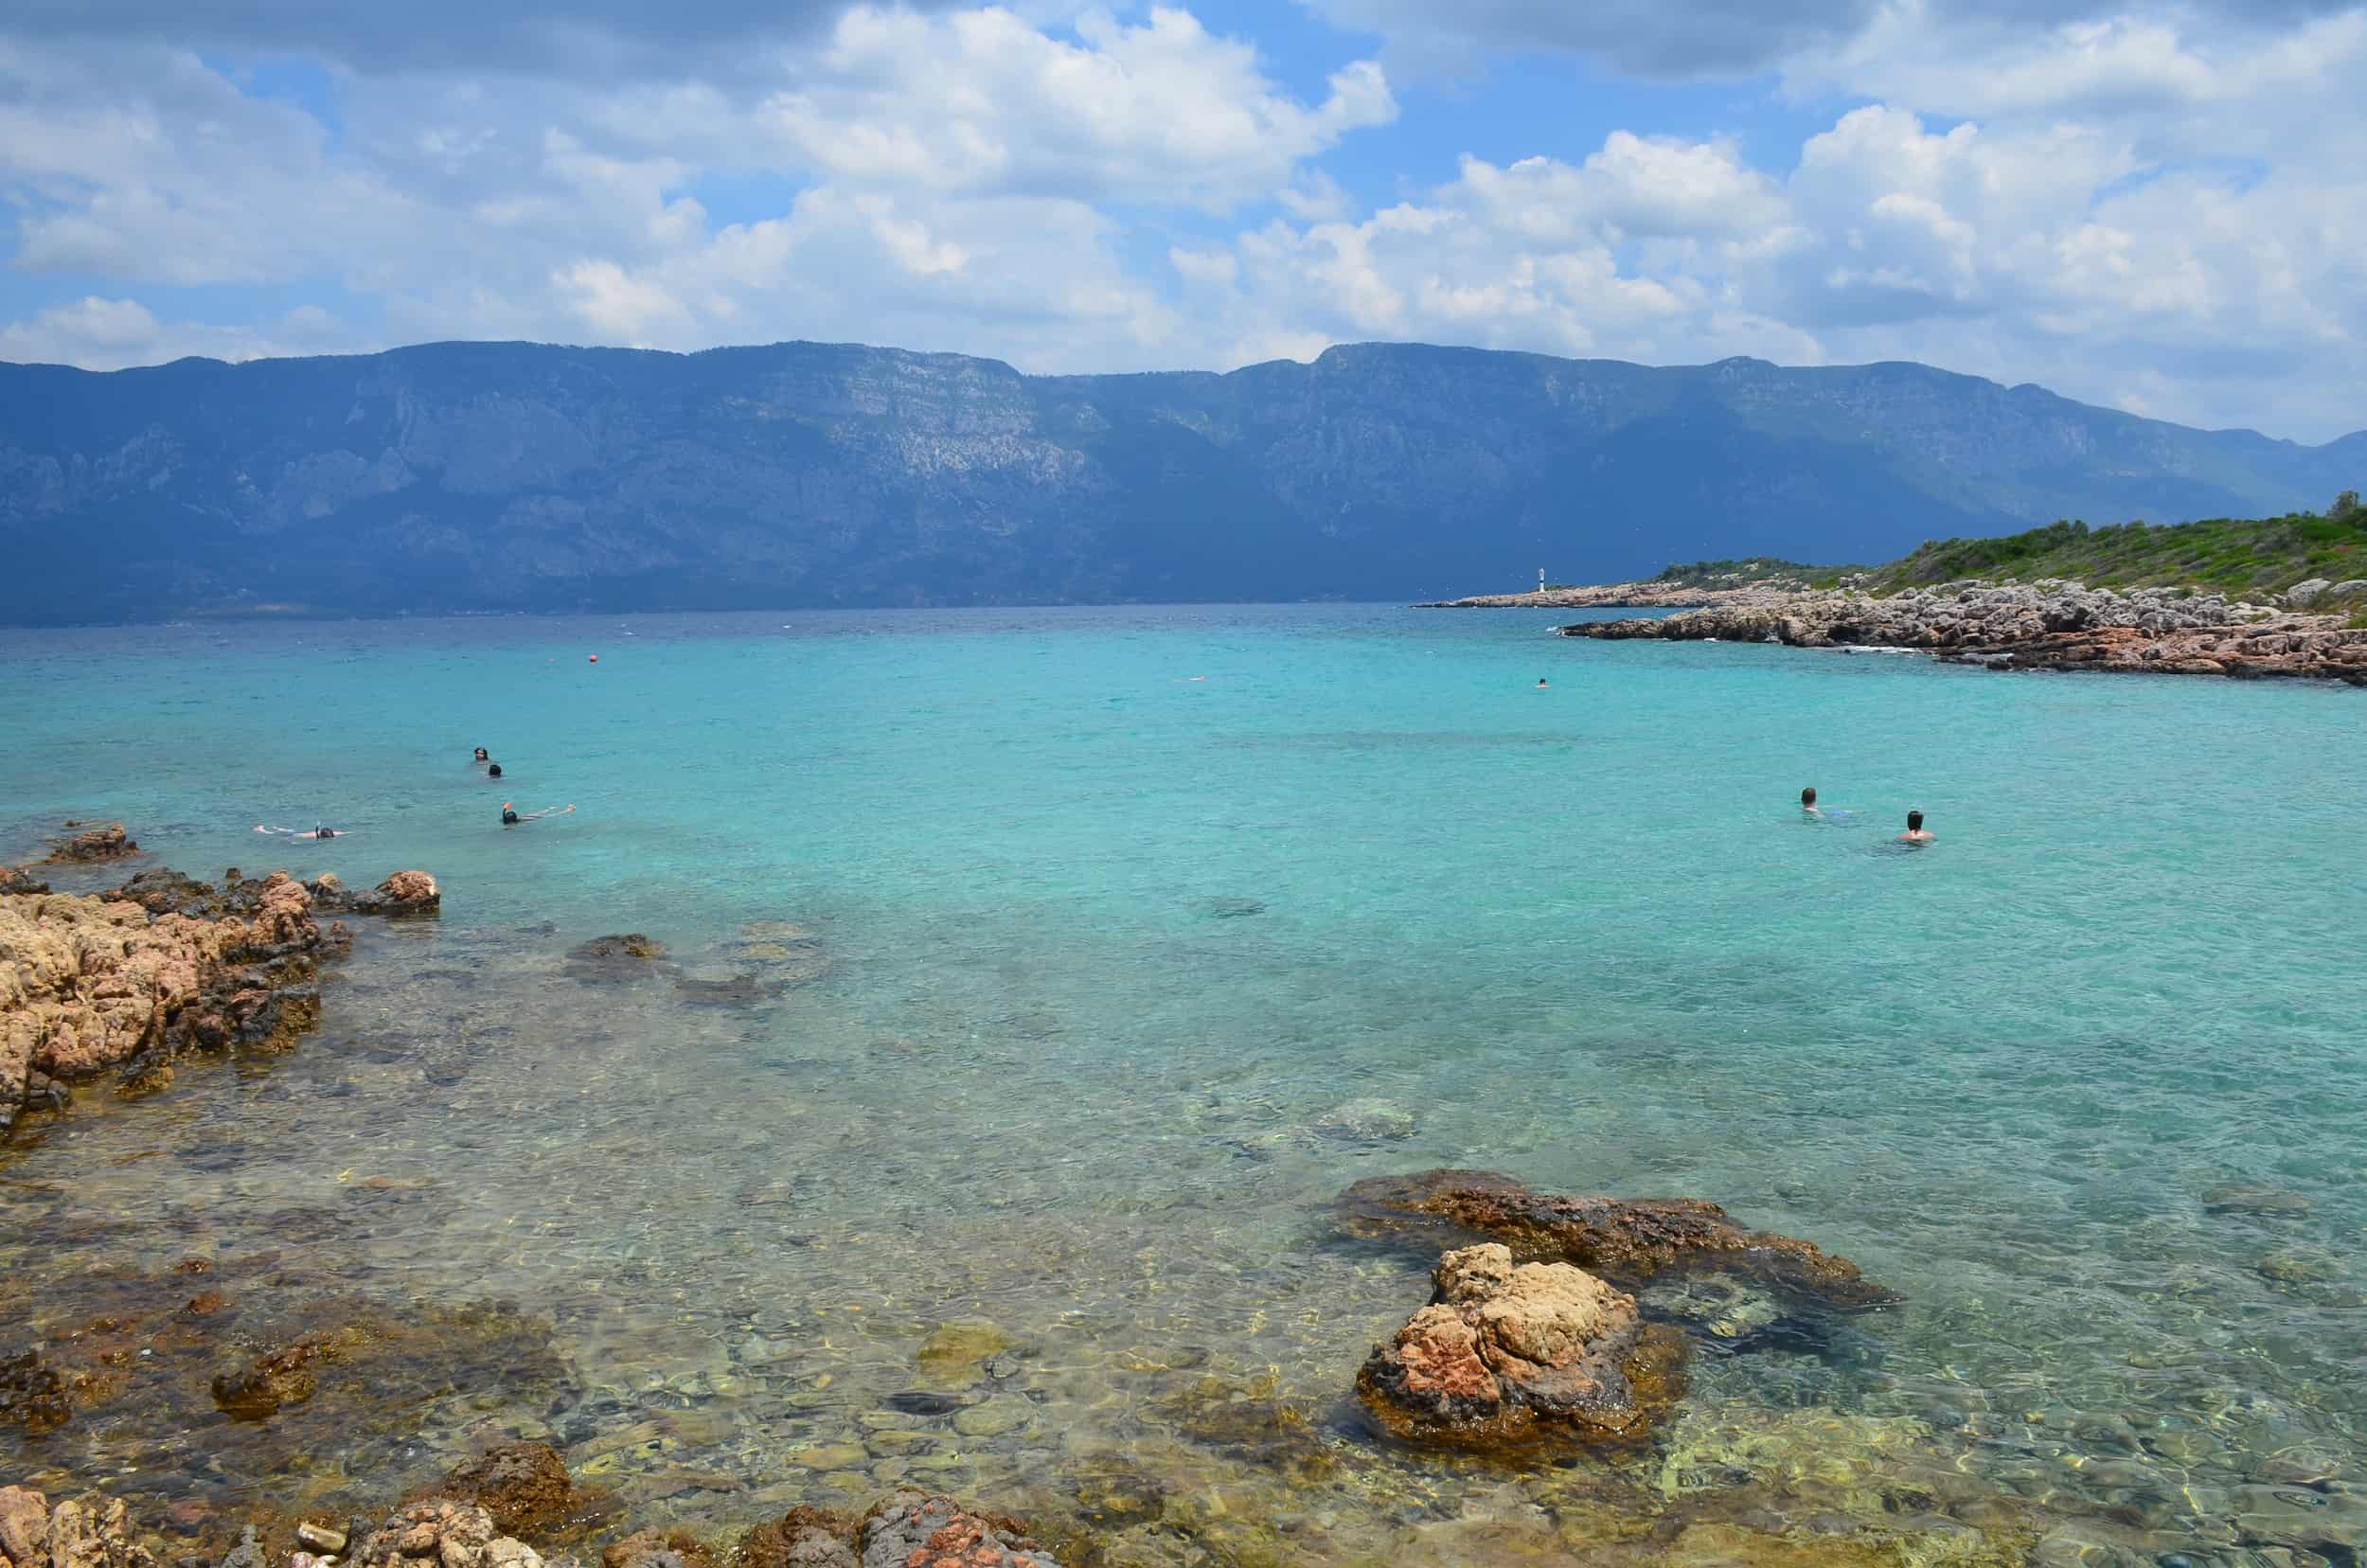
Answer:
[
  {"left": 436, "top": 1443, "right": 575, "bottom": 1536},
  {"left": 0, "top": 865, "right": 430, "bottom": 1136},
  {"left": 44, "top": 823, "right": 139, "bottom": 864},
  {"left": 345, "top": 1501, "right": 574, "bottom": 1568},
  {"left": 1338, "top": 1169, "right": 1900, "bottom": 1309},
  {"left": 1359, "top": 1243, "right": 1684, "bottom": 1451},
  {"left": 856, "top": 1494, "right": 1062, "bottom": 1568}
]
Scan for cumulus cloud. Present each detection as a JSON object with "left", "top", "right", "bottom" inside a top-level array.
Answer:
[
  {"left": 0, "top": 296, "right": 345, "bottom": 368},
  {"left": 1, "top": 0, "right": 2364, "bottom": 440}
]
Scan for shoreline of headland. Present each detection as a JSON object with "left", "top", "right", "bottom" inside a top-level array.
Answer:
[
  {"left": 1560, "top": 579, "right": 2367, "bottom": 683},
  {"left": 1423, "top": 578, "right": 2367, "bottom": 683}
]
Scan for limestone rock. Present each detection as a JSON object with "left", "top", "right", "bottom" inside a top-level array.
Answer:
[
  {"left": 44, "top": 824, "right": 140, "bottom": 864},
  {"left": 602, "top": 1531, "right": 713, "bottom": 1568},
  {"left": 346, "top": 1501, "right": 565, "bottom": 1568},
  {"left": 3, "top": 1494, "right": 156, "bottom": 1568},
  {"left": 0, "top": 1488, "right": 47, "bottom": 1568},
  {"left": 1359, "top": 1243, "right": 1684, "bottom": 1450},
  {"left": 1338, "top": 1168, "right": 1901, "bottom": 1309},
  {"left": 734, "top": 1507, "right": 858, "bottom": 1568},
  {"left": 1559, "top": 578, "right": 2367, "bottom": 685},
  {"left": 438, "top": 1443, "right": 574, "bottom": 1535},
  {"left": 855, "top": 1494, "right": 1062, "bottom": 1568}
]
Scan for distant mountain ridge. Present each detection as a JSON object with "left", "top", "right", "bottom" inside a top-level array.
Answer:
[{"left": 0, "top": 338, "right": 2358, "bottom": 624}]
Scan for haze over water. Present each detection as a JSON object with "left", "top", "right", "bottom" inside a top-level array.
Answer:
[{"left": 5, "top": 604, "right": 2364, "bottom": 1564}]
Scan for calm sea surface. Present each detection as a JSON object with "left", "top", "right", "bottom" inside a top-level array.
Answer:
[{"left": 3, "top": 604, "right": 2364, "bottom": 1565}]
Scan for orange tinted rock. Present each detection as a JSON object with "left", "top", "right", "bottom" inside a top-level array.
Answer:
[
  {"left": 1340, "top": 1168, "right": 1899, "bottom": 1309},
  {"left": 1360, "top": 1243, "right": 1682, "bottom": 1452}
]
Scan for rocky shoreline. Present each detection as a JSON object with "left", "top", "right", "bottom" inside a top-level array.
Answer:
[
  {"left": 0, "top": 851, "right": 439, "bottom": 1139},
  {"left": 1418, "top": 582, "right": 1795, "bottom": 611},
  {"left": 1553, "top": 579, "right": 2367, "bottom": 683},
  {"left": 6, "top": 847, "right": 2344, "bottom": 1568}
]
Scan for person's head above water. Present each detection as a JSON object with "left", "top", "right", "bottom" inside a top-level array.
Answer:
[
  {"left": 1536, "top": 676, "right": 1548, "bottom": 687},
  {"left": 1801, "top": 787, "right": 1817, "bottom": 808},
  {"left": 488, "top": 763, "right": 503, "bottom": 777},
  {"left": 1907, "top": 810, "right": 1924, "bottom": 830},
  {"left": 473, "top": 748, "right": 489, "bottom": 761}
]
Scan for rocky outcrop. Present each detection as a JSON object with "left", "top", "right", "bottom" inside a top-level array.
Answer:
[
  {"left": 1562, "top": 579, "right": 2367, "bottom": 684},
  {"left": 311, "top": 871, "right": 441, "bottom": 918},
  {"left": 1422, "top": 580, "right": 1824, "bottom": 611},
  {"left": 345, "top": 1500, "right": 576, "bottom": 1568},
  {"left": 0, "top": 1488, "right": 157, "bottom": 1568},
  {"left": 436, "top": 1444, "right": 574, "bottom": 1537},
  {"left": 1359, "top": 1242, "right": 1684, "bottom": 1450},
  {"left": 43, "top": 825, "right": 139, "bottom": 864},
  {"left": 0, "top": 867, "right": 46, "bottom": 897},
  {"left": 1, "top": 864, "right": 436, "bottom": 1137},
  {"left": 1339, "top": 1169, "right": 1900, "bottom": 1310},
  {"left": 852, "top": 1495, "right": 1061, "bottom": 1568}
]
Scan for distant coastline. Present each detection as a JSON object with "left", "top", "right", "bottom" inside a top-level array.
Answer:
[{"left": 1425, "top": 512, "right": 2367, "bottom": 683}]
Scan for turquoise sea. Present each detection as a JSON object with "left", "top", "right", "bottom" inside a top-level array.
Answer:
[{"left": 4, "top": 604, "right": 2365, "bottom": 1566}]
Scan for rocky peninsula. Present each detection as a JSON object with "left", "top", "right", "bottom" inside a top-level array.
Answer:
[
  {"left": 1544, "top": 578, "right": 2367, "bottom": 682},
  {"left": 0, "top": 857, "right": 439, "bottom": 1138}
]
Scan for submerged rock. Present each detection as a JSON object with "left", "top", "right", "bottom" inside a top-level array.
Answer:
[
  {"left": 2202, "top": 1183, "right": 2314, "bottom": 1217},
  {"left": 1338, "top": 1168, "right": 1901, "bottom": 1310},
  {"left": 571, "top": 935, "right": 666, "bottom": 961},
  {"left": 1314, "top": 1096, "right": 1419, "bottom": 1143},
  {"left": 1359, "top": 1242, "right": 1684, "bottom": 1450}
]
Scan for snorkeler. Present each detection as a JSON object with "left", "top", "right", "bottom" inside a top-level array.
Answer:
[
  {"left": 502, "top": 802, "right": 573, "bottom": 827},
  {"left": 1898, "top": 810, "right": 1934, "bottom": 845},
  {"left": 256, "top": 824, "right": 346, "bottom": 840}
]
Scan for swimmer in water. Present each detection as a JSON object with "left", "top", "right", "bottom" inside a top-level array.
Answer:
[
  {"left": 488, "top": 762, "right": 503, "bottom": 778},
  {"left": 1898, "top": 809, "right": 1934, "bottom": 845},
  {"left": 256, "top": 825, "right": 345, "bottom": 840},
  {"left": 502, "top": 802, "right": 574, "bottom": 827},
  {"left": 472, "top": 748, "right": 489, "bottom": 763},
  {"left": 1801, "top": 786, "right": 1820, "bottom": 816},
  {"left": 1536, "top": 676, "right": 1549, "bottom": 688}
]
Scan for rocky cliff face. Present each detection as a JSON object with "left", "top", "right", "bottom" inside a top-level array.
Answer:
[{"left": 1, "top": 340, "right": 2357, "bottom": 624}]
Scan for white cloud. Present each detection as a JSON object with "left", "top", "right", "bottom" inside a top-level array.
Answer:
[
  {"left": 0, "top": 296, "right": 345, "bottom": 367},
  {"left": 2, "top": 2, "right": 2365, "bottom": 441},
  {"left": 752, "top": 7, "right": 1393, "bottom": 209}
]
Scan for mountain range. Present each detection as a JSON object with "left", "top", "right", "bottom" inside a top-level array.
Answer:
[{"left": 1, "top": 338, "right": 2359, "bottom": 624}]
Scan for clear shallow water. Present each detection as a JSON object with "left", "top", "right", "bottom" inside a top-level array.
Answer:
[{"left": 4, "top": 605, "right": 2365, "bottom": 1566}]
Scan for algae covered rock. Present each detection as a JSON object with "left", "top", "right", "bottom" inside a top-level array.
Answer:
[
  {"left": 1339, "top": 1167, "right": 1901, "bottom": 1310},
  {"left": 1360, "top": 1242, "right": 1684, "bottom": 1451},
  {"left": 856, "top": 1493, "right": 1062, "bottom": 1567},
  {"left": 439, "top": 1442, "right": 576, "bottom": 1535},
  {"left": 44, "top": 823, "right": 140, "bottom": 864}
]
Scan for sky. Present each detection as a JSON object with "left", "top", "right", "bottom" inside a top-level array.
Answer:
[{"left": 2, "top": 0, "right": 2363, "bottom": 440}]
